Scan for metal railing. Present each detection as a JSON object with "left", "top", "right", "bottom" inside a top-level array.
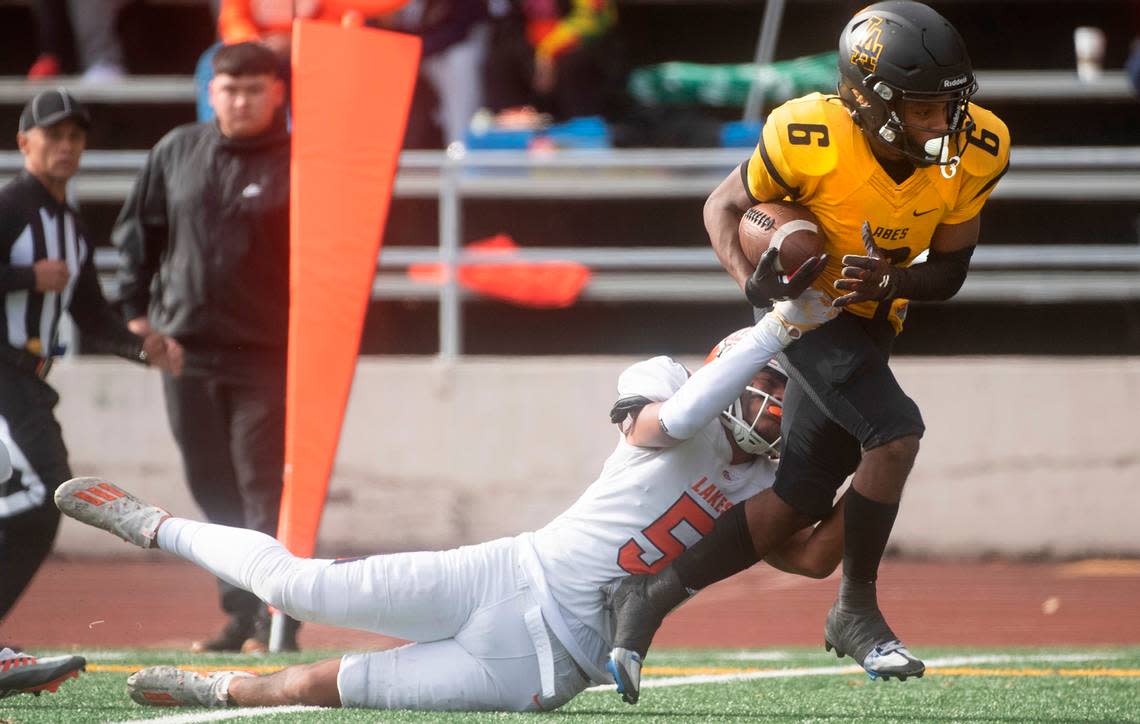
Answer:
[
  {"left": 3, "top": 146, "right": 1138, "bottom": 356},
  {"left": 3, "top": 146, "right": 1140, "bottom": 202},
  {"left": 0, "top": 69, "right": 1134, "bottom": 104}
]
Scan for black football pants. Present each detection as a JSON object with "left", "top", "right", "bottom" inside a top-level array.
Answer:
[
  {"left": 0, "top": 368, "right": 70, "bottom": 624},
  {"left": 162, "top": 370, "right": 286, "bottom": 622},
  {"left": 773, "top": 311, "right": 926, "bottom": 521}
]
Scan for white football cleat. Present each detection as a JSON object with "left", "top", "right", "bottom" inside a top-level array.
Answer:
[
  {"left": 127, "top": 666, "right": 252, "bottom": 708},
  {"left": 54, "top": 477, "right": 169, "bottom": 548}
]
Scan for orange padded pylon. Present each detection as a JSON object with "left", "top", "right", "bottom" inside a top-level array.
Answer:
[{"left": 280, "top": 20, "right": 420, "bottom": 558}]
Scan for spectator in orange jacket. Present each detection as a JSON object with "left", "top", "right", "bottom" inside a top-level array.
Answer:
[
  {"left": 196, "top": 0, "right": 409, "bottom": 120},
  {"left": 218, "top": 0, "right": 406, "bottom": 57}
]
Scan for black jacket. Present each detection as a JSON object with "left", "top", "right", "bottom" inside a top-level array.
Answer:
[
  {"left": 113, "top": 118, "right": 290, "bottom": 371},
  {"left": 0, "top": 171, "right": 142, "bottom": 372}
]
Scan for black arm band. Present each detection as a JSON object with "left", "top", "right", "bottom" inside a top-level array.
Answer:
[
  {"left": 892, "top": 245, "right": 975, "bottom": 301},
  {"left": 609, "top": 395, "right": 653, "bottom": 424}
]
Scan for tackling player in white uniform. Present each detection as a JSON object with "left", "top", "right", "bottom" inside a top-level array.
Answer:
[{"left": 54, "top": 280, "right": 841, "bottom": 712}]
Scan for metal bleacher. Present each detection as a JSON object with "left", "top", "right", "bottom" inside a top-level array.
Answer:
[
  {"left": 0, "top": 1, "right": 1138, "bottom": 355},
  {"left": 3, "top": 139, "right": 1136, "bottom": 355}
]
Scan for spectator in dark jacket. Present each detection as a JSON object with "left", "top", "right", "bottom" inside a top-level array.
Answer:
[{"left": 113, "top": 42, "right": 299, "bottom": 654}]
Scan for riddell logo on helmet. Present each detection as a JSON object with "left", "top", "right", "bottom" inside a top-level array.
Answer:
[{"left": 942, "top": 75, "right": 970, "bottom": 89}]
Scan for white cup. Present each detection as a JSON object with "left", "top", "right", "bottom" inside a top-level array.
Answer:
[{"left": 1074, "top": 26, "right": 1106, "bottom": 82}]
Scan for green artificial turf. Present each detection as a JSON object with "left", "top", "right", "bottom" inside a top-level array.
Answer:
[{"left": 4, "top": 646, "right": 1138, "bottom": 723}]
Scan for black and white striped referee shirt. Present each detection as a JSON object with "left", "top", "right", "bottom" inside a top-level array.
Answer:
[{"left": 0, "top": 170, "right": 141, "bottom": 371}]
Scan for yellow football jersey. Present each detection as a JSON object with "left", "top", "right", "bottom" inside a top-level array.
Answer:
[{"left": 744, "top": 93, "right": 1011, "bottom": 331}]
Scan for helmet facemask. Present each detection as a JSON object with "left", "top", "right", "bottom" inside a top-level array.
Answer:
[
  {"left": 719, "top": 364, "right": 786, "bottom": 459},
  {"left": 843, "top": 76, "right": 977, "bottom": 174}
]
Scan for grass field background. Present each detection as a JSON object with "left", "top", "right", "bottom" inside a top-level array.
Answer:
[{"left": 5, "top": 646, "right": 1139, "bottom": 723}]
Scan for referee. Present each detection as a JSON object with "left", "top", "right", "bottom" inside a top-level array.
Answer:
[{"left": 0, "top": 89, "right": 170, "bottom": 626}]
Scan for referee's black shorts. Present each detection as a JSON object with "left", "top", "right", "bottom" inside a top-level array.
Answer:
[{"left": 772, "top": 311, "right": 925, "bottom": 521}]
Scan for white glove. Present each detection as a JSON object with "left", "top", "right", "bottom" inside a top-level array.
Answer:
[{"left": 768, "top": 288, "right": 840, "bottom": 342}]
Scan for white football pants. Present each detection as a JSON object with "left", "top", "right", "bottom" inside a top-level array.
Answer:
[{"left": 156, "top": 519, "right": 589, "bottom": 711}]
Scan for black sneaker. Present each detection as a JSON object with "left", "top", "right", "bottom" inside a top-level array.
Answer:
[
  {"left": 0, "top": 649, "right": 85, "bottom": 698},
  {"left": 824, "top": 602, "right": 925, "bottom": 681},
  {"left": 242, "top": 610, "right": 300, "bottom": 654},
  {"left": 190, "top": 616, "right": 255, "bottom": 654}
]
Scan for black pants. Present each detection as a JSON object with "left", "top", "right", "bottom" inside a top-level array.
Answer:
[
  {"left": 772, "top": 312, "right": 926, "bottom": 521},
  {"left": 0, "top": 367, "right": 71, "bottom": 623},
  {"left": 162, "top": 369, "right": 286, "bottom": 622}
]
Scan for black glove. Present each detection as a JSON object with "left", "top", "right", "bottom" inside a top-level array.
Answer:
[
  {"left": 833, "top": 221, "right": 898, "bottom": 307},
  {"left": 743, "top": 247, "right": 827, "bottom": 308}
]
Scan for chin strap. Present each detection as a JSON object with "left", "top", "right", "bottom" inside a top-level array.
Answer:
[
  {"left": 940, "top": 154, "right": 960, "bottom": 179},
  {"left": 926, "top": 135, "right": 961, "bottom": 179}
]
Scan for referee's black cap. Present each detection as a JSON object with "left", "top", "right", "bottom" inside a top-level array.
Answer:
[{"left": 19, "top": 89, "right": 91, "bottom": 133}]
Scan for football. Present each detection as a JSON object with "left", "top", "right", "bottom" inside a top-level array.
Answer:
[{"left": 738, "top": 202, "right": 826, "bottom": 274}]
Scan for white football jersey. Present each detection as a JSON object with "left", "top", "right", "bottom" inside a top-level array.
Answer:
[{"left": 521, "top": 356, "right": 777, "bottom": 676}]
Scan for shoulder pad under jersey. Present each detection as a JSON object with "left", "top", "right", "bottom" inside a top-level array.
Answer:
[
  {"left": 763, "top": 93, "right": 847, "bottom": 178},
  {"left": 958, "top": 104, "right": 1011, "bottom": 178},
  {"left": 615, "top": 356, "right": 690, "bottom": 405}
]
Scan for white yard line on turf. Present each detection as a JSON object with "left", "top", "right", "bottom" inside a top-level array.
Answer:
[
  {"left": 117, "top": 706, "right": 325, "bottom": 724},
  {"left": 586, "top": 651, "right": 1124, "bottom": 691},
  {"left": 115, "top": 652, "right": 1125, "bottom": 721}
]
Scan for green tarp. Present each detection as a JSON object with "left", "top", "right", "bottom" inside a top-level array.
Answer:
[{"left": 629, "top": 51, "right": 839, "bottom": 107}]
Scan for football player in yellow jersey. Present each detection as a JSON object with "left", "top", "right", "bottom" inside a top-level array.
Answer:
[{"left": 607, "top": 1, "right": 1010, "bottom": 702}]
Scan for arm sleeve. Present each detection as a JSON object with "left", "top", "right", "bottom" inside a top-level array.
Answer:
[
  {"left": 68, "top": 248, "right": 146, "bottom": 362},
  {"left": 535, "top": 0, "right": 616, "bottom": 61},
  {"left": 657, "top": 314, "right": 791, "bottom": 440},
  {"left": 892, "top": 245, "right": 975, "bottom": 302},
  {"left": 111, "top": 148, "right": 168, "bottom": 321}
]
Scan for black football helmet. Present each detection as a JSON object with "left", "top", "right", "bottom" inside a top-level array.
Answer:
[{"left": 837, "top": 1, "right": 977, "bottom": 170}]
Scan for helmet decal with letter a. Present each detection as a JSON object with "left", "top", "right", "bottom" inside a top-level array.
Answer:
[
  {"left": 704, "top": 328, "right": 786, "bottom": 458},
  {"left": 850, "top": 15, "right": 885, "bottom": 73}
]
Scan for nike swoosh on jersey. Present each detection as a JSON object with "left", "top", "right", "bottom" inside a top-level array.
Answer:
[{"left": 912, "top": 208, "right": 936, "bottom": 217}]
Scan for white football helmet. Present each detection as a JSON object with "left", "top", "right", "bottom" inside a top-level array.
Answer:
[{"left": 705, "top": 329, "right": 788, "bottom": 458}]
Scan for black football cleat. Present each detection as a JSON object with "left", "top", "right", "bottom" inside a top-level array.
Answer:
[
  {"left": 607, "top": 647, "right": 643, "bottom": 705},
  {"left": 0, "top": 649, "right": 86, "bottom": 698},
  {"left": 605, "top": 568, "right": 691, "bottom": 704},
  {"left": 823, "top": 602, "right": 925, "bottom": 681}
]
